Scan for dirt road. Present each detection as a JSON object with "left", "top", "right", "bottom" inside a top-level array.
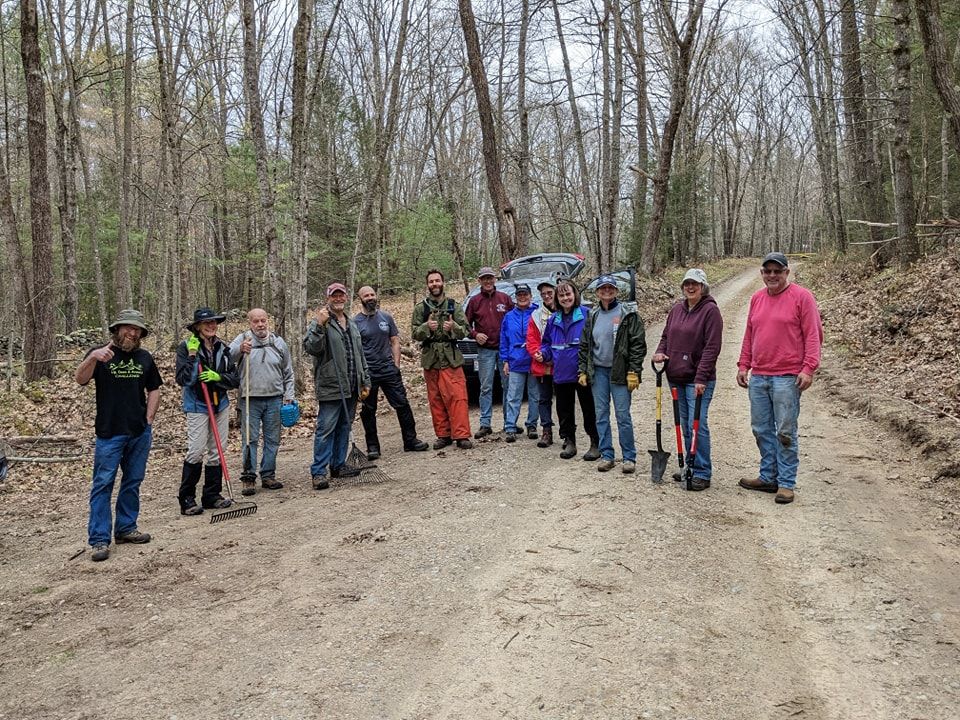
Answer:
[{"left": 2, "top": 269, "right": 958, "bottom": 720}]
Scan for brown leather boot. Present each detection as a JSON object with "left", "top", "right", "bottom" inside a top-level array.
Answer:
[{"left": 537, "top": 427, "right": 553, "bottom": 448}]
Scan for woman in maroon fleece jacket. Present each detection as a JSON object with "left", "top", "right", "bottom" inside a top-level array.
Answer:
[{"left": 652, "top": 268, "right": 723, "bottom": 490}]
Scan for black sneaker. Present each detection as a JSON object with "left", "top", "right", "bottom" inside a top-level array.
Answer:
[
  {"left": 433, "top": 437, "right": 453, "bottom": 450},
  {"left": 474, "top": 426, "right": 492, "bottom": 439},
  {"left": 526, "top": 427, "right": 538, "bottom": 440},
  {"left": 505, "top": 432, "right": 517, "bottom": 443},
  {"left": 331, "top": 465, "right": 361, "bottom": 479},
  {"left": 689, "top": 478, "right": 709, "bottom": 491},
  {"left": 366, "top": 447, "right": 381, "bottom": 461},
  {"left": 404, "top": 439, "right": 429, "bottom": 452},
  {"left": 116, "top": 530, "right": 151, "bottom": 544},
  {"left": 91, "top": 544, "right": 110, "bottom": 562},
  {"left": 672, "top": 472, "right": 681, "bottom": 482}
]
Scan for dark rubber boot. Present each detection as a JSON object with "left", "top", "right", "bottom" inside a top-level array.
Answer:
[
  {"left": 559, "top": 439, "right": 577, "bottom": 459},
  {"left": 201, "top": 464, "right": 226, "bottom": 508},
  {"left": 582, "top": 442, "right": 601, "bottom": 461},
  {"left": 178, "top": 462, "right": 203, "bottom": 513}
]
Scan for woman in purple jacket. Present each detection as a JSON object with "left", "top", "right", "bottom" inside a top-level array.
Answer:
[
  {"left": 540, "top": 280, "right": 600, "bottom": 460},
  {"left": 652, "top": 269, "right": 723, "bottom": 490}
]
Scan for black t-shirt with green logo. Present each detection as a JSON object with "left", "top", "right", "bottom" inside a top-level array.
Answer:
[{"left": 84, "top": 346, "right": 163, "bottom": 439}]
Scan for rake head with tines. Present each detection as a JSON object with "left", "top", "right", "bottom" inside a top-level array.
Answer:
[
  {"left": 348, "top": 442, "right": 377, "bottom": 469},
  {"left": 210, "top": 501, "right": 258, "bottom": 523},
  {"left": 330, "top": 466, "right": 391, "bottom": 486}
]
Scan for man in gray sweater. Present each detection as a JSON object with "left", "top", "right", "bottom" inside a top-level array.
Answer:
[{"left": 230, "top": 308, "right": 296, "bottom": 495}]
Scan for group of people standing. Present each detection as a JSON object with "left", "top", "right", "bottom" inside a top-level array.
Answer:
[{"left": 75, "top": 252, "right": 821, "bottom": 562}]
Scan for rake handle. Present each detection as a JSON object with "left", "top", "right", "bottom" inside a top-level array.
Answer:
[{"left": 198, "top": 362, "right": 232, "bottom": 496}]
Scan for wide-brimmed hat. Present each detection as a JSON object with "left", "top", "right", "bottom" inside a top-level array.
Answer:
[
  {"left": 186, "top": 307, "right": 226, "bottom": 329},
  {"left": 762, "top": 252, "right": 789, "bottom": 267},
  {"left": 109, "top": 308, "right": 150, "bottom": 338}
]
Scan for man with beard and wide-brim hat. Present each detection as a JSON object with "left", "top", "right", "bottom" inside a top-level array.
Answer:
[{"left": 75, "top": 309, "right": 163, "bottom": 562}]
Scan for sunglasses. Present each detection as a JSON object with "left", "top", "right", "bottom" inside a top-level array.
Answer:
[{"left": 761, "top": 267, "right": 786, "bottom": 275}]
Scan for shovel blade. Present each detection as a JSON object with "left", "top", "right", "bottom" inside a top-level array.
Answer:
[{"left": 648, "top": 450, "right": 671, "bottom": 484}]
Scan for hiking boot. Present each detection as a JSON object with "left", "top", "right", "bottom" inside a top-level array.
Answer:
[
  {"left": 622, "top": 461, "right": 636, "bottom": 475},
  {"left": 474, "top": 426, "right": 492, "bottom": 439},
  {"left": 91, "top": 544, "right": 110, "bottom": 562},
  {"left": 331, "top": 465, "right": 361, "bottom": 479},
  {"left": 261, "top": 477, "right": 283, "bottom": 490},
  {"left": 205, "top": 497, "right": 233, "bottom": 509},
  {"left": 597, "top": 459, "right": 615, "bottom": 472},
  {"left": 433, "top": 437, "right": 453, "bottom": 450},
  {"left": 672, "top": 472, "right": 682, "bottom": 482},
  {"left": 739, "top": 477, "right": 778, "bottom": 493},
  {"left": 404, "top": 439, "right": 429, "bottom": 452},
  {"left": 559, "top": 439, "right": 577, "bottom": 460},
  {"left": 582, "top": 443, "right": 601, "bottom": 461},
  {"left": 527, "top": 427, "right": 538, "bottom": 440},
  {"left": 775, "top": 488, "right": 795, "bottom": 504},
  {"left": 241, "top": 479, "right": 257, "bottom": 496},
  {"left": 537, "top": 428, "right": 553, "bottom": 448},
  {"left": 366, "top": 447, "right": 381, "bottom": 461},
  {"left": 456, "top": 439, "right": 474, "bottom": 450},
  {"left": 181, "top": 501, "right": 203, "bottom": 516},
  {"left": 116, "top": 530, "right": 151, "bottom": 544},
  {"left": 312, "top": 475, "right": 330, "bottom": 490},
  {"left": 505, "top": 432, "right": 517, "bottom": 443},
  {"left": 690, "top": 477, "right": 710, "bottom": 491}
]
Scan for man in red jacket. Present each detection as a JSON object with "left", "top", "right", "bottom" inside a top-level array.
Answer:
[
  {"left": 466, "top": 267, "right": 513, "bottom": 437},
  {"left": 736, "top": 252, "right": 823, "bottom": 505}
]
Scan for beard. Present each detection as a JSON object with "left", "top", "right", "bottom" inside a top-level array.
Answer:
[
  {"left": 362, "top": 299, "right": 378, "bottom": 312},
  {"left": 111, "top": 333, "right": 141, "bottom": 352},
  {"left": 429, "top": 285, "right": 444, "bottom": 298}
]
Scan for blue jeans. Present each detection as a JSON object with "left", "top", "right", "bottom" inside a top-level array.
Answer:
[
  {"left": 88, "top": 426, "right": 153, "bottom": 546},
  {"left": 311, "top": 397, "right": 355, "bottom": 478},
  {"left": 504, "top": 370, "right": 540, "bottom": 433},
  {"left": 537, "top": 375, "right": 554, "bottom": 428},
  {"left": 477, "top": 347, "right": 506, "bottom": 429},
  {"left": 240, "top": 396, "right": 282, "bottom": 479},
  {"left": 672, "top": 380, "right": 716, "bottom": 480},
  {"left": 591, "top": 367, "right": 636, "bottom": 462},
  {"left": 748, "top": 374, "right": 800, "bottom": 489}
]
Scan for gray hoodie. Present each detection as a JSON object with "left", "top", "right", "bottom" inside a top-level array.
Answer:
[{"left": 229, "top": 332, "right": 296, "bottom": 401}]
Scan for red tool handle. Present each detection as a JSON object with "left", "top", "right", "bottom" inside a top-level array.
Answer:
[
  {"left": 689, "top": 392, "right": 703, "bottom": 457},
  {"left": 670, "top": 385, "right": 684, "bottom": 468},
  {"left": 198, "top": 362, "right": 231, "bottom": 487}
]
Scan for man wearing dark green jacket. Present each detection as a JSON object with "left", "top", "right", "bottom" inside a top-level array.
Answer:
[
  {"left": 411, "top": 269, "right": 473, "bottom": 450},
  {"left": 304, "top": 282, "right": 371, "bottom": 489},
  {"left": 578, "top": 276, "right": 646, "bottom": 474}
]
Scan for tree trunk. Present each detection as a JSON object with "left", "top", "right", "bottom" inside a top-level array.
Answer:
[
  {"left": 891, "top": 0, "right": 918, "bottom": 263},
  {"left": 639, "top": 0, "right": 707, "bottom": 274},
  {"left": 516, "top": 0, "right": 531, "bottom": 255},
  {"left": 114, "top": 0, "right": 135, "bottom": 308},
  {"left": 20, "top": 0, "right": 56, "bottom": 380},
  {"left": 459, "top": 0, "right": 517, "bottom": 262},
  {"left": 914, "top": 0, "right": 960, "bottom": 155},
  {"left": 241, "top": 0, "right": 284, "bottom": 322}
]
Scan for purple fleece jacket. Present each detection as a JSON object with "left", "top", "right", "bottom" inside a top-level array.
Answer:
[
  {"left": 655, "top": 295, "right": 723, "bottom": 384},
  {"left": 540, "top": 306, "right": 587, "bottom": 384}
]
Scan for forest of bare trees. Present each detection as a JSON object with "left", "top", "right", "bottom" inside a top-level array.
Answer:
[{"left": 0, "top": 0, "right": 958, "bottom": 379}]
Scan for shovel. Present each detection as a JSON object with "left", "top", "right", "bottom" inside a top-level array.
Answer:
[
  {"left": 648, "top": 359, "right": 671, "bottom": 484},
  {"left": 682, "top": 393, "right": 703, "bottom": 491}
]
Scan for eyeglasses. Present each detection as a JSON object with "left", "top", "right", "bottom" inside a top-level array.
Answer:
[{"left": 761, "top": 267, "right": 786, "bottom": 275}]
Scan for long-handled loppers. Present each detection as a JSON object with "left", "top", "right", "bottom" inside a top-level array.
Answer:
[
  {"left": 648, "top": 359, "right": 672, "bottom": 484},
  {"left": 198, "top": 362, "right": 257, "bottom": 523}
]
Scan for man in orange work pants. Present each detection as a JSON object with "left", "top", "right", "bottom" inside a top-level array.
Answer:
[{"left": 411, "top": 269, "right": 474, "bottom": 450}]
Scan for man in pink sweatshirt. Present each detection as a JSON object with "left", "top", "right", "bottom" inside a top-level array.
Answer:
[{"left": 736, "top": 252, "right": 823, "bottom": 504}]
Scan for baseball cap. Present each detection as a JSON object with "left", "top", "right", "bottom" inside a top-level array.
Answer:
[
  {"left": 326, "top": 282, "right": 348, "bottom": 296},
  {"left": 762, "top": 252, "right": 789, "bottom": 267},
  {"left": 514, "top": 283, "right": 532, "bottom": 294},
  {"left": 595, "top": 275, "right": 619, "bottom": 289},
  {"left": 537, "top": 278, "right": 557, "bottom": 291},
  {"left": 682, "top": 268, "right": 707, "bottom": 286},
  {"left": 477, "top": 266, "right": 496, "bottom": 278}
]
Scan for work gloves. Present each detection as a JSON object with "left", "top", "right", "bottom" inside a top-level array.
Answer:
[
  {"left": 199, "top": 369, "right": 221, "bottom": 383},
  {"left": 626, "top": 371, "right": 640, "bottom": 392},
  {"left": 578, "top": 373, "right": 588, "bottom": 387},
  {"left": 186, "top": 335, "right": 200, "bottom": 355}
]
